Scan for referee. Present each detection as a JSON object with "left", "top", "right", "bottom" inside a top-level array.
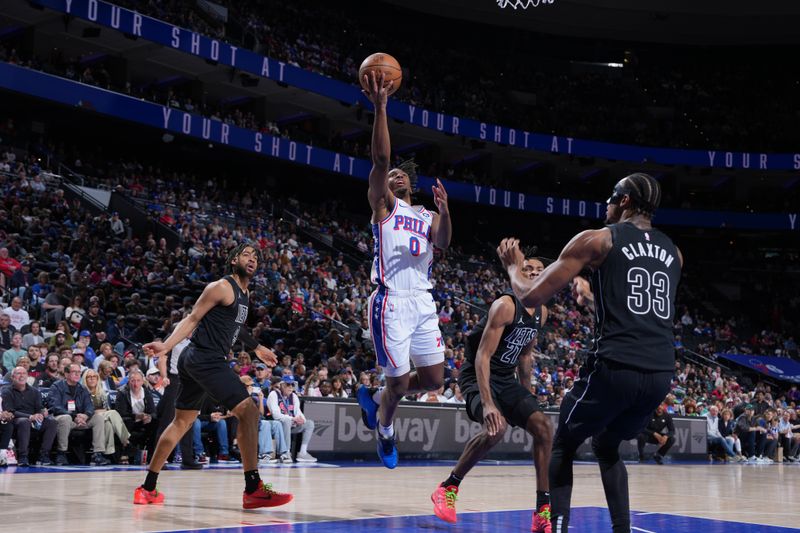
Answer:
[
  {"left": 155, "top": 328, "right": 202, "bottom": 469},
  {"left": 497, "top": 173, "right": 682, "bottom": 533}
]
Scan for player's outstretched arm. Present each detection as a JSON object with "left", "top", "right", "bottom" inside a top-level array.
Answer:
[
  {"left": 143, "top": 280, "right": 229, "bottom": 356},
  {"left": 431, "top": 178, "right": 452, "bottom": 249},
  {"left": 476, "top": 295, "right": 515, "bottom": 436},
  {"left": 364, "top": 70, "right": 395, "bottom": 220},
  {"left": 497, "top": 229, "right": 611, "bottom": 309}
]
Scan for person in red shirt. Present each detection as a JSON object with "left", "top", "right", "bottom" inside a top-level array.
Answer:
[{"left": 0, "top": 247, "right": 21, "bottom": 282}]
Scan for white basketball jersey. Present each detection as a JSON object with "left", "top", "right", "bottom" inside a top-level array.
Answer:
[{"left": 371, "top": 198, "right": 435, "bottom": 291}]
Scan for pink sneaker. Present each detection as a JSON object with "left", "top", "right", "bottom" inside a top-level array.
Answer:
[
  {"left": 431, "top": 484, "right": 458, "bottom": 524},
  {"left": 531, "top": 504, "right": 552, "bottom": 533}
]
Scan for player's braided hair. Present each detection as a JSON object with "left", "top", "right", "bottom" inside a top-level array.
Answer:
[
  {"left": 225, "top": 242, "right": 262, "bottom": 274},
  {"left": 621, "top": 172, "right": 661, "bottom": 217},
  {"left": 395, "top": 158, "right": 419, "bottom": 191}
]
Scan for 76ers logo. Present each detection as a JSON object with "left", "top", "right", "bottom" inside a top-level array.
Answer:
[{"left": 496, "top": 0, "right": 554, "bottom": 9}]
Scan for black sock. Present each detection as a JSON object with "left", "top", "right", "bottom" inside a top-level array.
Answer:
[
  {"left": 536, "top": 490, "right": 550, "bottom": 510},
  {"left": 244, "top": 469, "right": 261, "bottom": 494},
  {"left": 142, "top": 470, "right": 159, "bottom": 492},
  {"left": 441, "top": 471, "right": 463, "bottom": 488}
]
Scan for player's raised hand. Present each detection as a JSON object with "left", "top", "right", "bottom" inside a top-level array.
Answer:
[
  {"left": 143, "top": 340, "right": 168, "bottom": 357},
  {"left": 497, "top": 238, "right": 524, "bottom": 271},
  {"left": 432, "top": 178, "right": 449, "bottom": 215},
  {"left": 362, "top": 70, "right": 393, "bottom": 107},
  {"left": 254, "top": 345, "right": 278, "bottom": 367}
]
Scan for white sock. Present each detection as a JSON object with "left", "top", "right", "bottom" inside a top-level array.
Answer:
[
  {"left": 379, "top": 423, "right": 394, "bottom": 439},
  {"left": 300, "top": 444, "right": 308, "bottom": 454},
  {"left": 372, "top": 387, "right": 384, "bottom": 405}
]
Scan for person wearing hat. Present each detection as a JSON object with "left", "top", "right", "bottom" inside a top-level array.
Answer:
[
  {"left": 79, "top": 299, "right": 106, "bottom": 337},
  {"left": 72, "top": 330, "right": 97, "bottom": 368},
  {"left": 266, "top": 376, "right": 317, "bottom": 463},
  {"left": 252, "top": 364, "right": 272, "bottom": 390},
  {"left": 734, "top": 404, "right": 768, "bottom": 462}
]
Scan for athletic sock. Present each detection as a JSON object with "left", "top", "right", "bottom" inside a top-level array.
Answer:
[
  {"left": 536, "top": 490, "right": 550, "bottom": 510},
  {"left": 441, "top": 471, "right": 463, "bottom": 488},
  {"left": 378, "top": 423, "right": 394, "bottom": 439},
  {"left": 143, "top": 470, "right": 159, "bottom": 492},
  {"left": 244, "top": 469, "right": 261, "bottom": 494},
  {"left": 299, "top": 443, "right": 309, "bottom": 454},
  {"left": 372, "top": 387, "right": 384, "bottom": 405}
]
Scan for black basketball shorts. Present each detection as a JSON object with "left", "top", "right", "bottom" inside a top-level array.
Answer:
[
  {"left": 462, "top": 372, "right": 540, "bottom": 429},
  {"left": 175, "top": 345, "right": 250, "bottom": 411}
]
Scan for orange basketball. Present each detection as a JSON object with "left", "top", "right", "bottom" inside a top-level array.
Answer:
[{"left": 358, "top": 53, "right": 402, "bottom": 96}]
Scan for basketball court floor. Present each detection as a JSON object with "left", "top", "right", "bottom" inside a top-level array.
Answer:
[{"left": 1, "top": 460, "right": 797, "bottom": 532}]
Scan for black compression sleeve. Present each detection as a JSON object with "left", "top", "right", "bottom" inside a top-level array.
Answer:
[{"left": 237, "top": 327, "right": 261, "bottom": 351}]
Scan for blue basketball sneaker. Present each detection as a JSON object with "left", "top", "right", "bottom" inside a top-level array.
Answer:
[
  {"left": 357, "top": 385, "right": 379, "bottom": 430},
  {"left": 376, "top": 433, "right": 398, "bottom": 469}
]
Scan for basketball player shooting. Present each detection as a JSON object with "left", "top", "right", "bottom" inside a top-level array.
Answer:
[
  {"left": 496, "top": 174, "right": 682, "bottom": 533},
  {"left": 356, "top": 70, "right": 452, "bottom": 468},
  {"left": 431, "top": 256, "right": 554, "bottom": 531},
  {"left": 134, "top": 243, "right": 293, "bottom": 509}
]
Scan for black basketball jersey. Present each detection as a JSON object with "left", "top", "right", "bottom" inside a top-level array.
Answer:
[
  {"left": 465, "top": 293, "right": 543, "bottom": 378},
  {"left": 590, "top": 222, "right": 680, "bottom": 371},
  {"left": 190, "top": 276, "right": 249, "bottom": 356}
]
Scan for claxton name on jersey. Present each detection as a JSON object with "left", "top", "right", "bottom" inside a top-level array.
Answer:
[
  {"left": 392, "top": 214, "right": 431, "bottom": 240},
  {"left": 621, "top": 241, "right": 676, "bottom": 268}
]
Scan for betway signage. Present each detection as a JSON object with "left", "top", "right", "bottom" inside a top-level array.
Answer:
[{"left": 304, "top": 399, "right": 708, "bottom": 459}]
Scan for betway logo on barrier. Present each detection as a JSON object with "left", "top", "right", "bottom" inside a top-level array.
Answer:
[
  {"left": 304, "top": 401, "right": 707, "bottom": 456},
  {"left": 33, "top": 0, "right": 800, "bottom": 171}
]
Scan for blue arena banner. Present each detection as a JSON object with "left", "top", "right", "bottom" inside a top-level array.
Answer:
[
  {"left": 718, "top": 354, "right": 800, "bottom": 384},
  {"left": 30, "top": 0, "right": 800, "bottom": 171},
  {"left": 1, "top": 61, "right": 798, "bottom": 231}
]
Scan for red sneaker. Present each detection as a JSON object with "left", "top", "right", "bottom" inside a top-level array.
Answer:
[
  {"left": 431, "top": 484, "right": 459, "bottom": 524},
  {"left": 242, "top": 481, "right": 294, "bottom": 509},
  {"left": 531, "top": 504, "right": 552, "bottom": 533},
  {"left": 133, "top": 486, "right": 165, "bottom": 505}
]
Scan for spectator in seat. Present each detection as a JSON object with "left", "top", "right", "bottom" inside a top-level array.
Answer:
[
  {"left": 267, "top": 375, "right": 317, "bottom": 463},
  {"left": 65, "top": 295, "right": 86, "bottom": 331},
  {"left": 720, "top": 408, "right": 744, "bottom": 461},
  {"left": 96, "top": 360, "right": 117, "bottom": 392},
  {"left": 2, "top": 333, "right": 26, "bottom": 375},
  {"left": 636, "top": 404, "right": 675, "bottom": 464},
  {"left": 9, "top": 260, "right": 33, "bottom": 300},
  {"left": 241, "top": 375, "right": 290, "bottom": 464},
  {"left": 49, "top": 363, "right": 111, "bottom": 466},
  {"left": 761, "top": 410, "right": 779, "bottom": 462},
  {"left": 778, "top": 410, "right": 800, "bottom": 462},
  {"left": 22, "top": 321, "right": 44, "bottom": 349},
  {"left": 42, "top": 282, "right": 68, "bottom": 328},
  {"left": 0, "top": 314, "right": 16, "bottom": 351},
  {"left": 1, "top": 366, "right": 57, "bottom": 466},
  {"left": 114, "top": 368, "right": 157, "bottom": 455},
  {"left": 36, "top": 353, "right": 62, "bottom": 388},
  {"left": 194, "top": 398, "right": 233, "bottom": 462},
  {"left": 82, "top": 368, "right": 129, "bottom": 461},
  {"left": 3, "top": 297, "right": 30, "bottom": 331},
  {"left": 706, "top": 405, "right": 735, "bottom": 461},
  {"left": 79, "top": 300, "right": 106, "bottom": 336},
  {"left": 252, "top": 363, "right": 272, "bottom": 389},
  {"left": 330, "top": 375, "right": 349, "bottom": 398},
  {"left": 735, "top": 404, "right": 768, "bottom": 463},
  {"left": 0, "top": 247, "right": 21, "bottom": 283}
]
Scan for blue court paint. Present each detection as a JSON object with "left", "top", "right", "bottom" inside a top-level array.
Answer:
[{"left": 163, "top": 507, "right": 800, "bottom": 533}]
